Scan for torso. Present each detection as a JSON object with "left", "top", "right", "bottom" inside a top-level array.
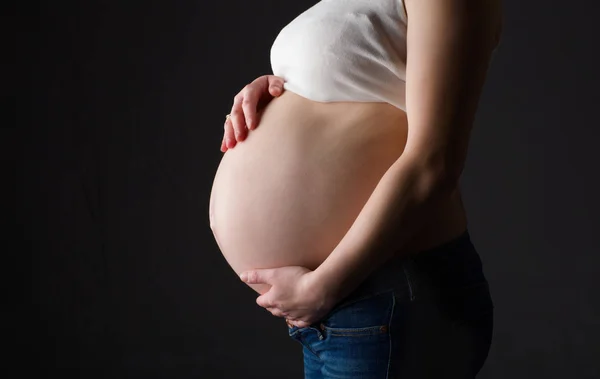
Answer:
[{"left": 209, "top": 91, "right": 467, "bottom": 295}]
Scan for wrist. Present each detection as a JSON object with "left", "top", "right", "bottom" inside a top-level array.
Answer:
[{"left": 310, "top": 265, "right": 347, "bottom": 307}]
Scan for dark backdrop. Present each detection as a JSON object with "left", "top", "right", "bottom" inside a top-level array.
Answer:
[{"left": 16, "top": 0, "right": 600, "bottom": 377}]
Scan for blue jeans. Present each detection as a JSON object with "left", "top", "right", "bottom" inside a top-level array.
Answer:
[{"left": 286, "top": 229, "right": 494, "bottom": 379}]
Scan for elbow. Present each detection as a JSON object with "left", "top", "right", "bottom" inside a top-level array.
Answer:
[
  {"left": 435, "top": 157, "right": 462, "bottom": 192},
  {"left": 415, "top": 158, "right": 462, "bottom": 199},
  {"left": 397, "top": 150, "right": 463, "bottom": 200},
  {"left": 438, "top": 170, "right": 461, "bottom": 195},
  {"left": 435, "top": 164, "right": 462, "bottom": 197}
]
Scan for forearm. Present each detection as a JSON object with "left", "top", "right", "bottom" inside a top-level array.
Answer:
[{"left": 313, "top": 153, "right": 457, "bottom": 301}]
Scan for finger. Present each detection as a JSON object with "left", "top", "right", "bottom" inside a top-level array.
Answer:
[
  {"left": 220, "top": 127, "right": 229, "bottom": 152},
  {"left": 230, "top": 93, "right": 247, "bottom": 144},
  {"left": 246, "top": 75, "right": 286, "bottom": 131},
  {"left": 220, "top": 135, "right": 227, "bottom": 152},
  {"left": 241, "top": 268, "right": 276, "bottom": 285},
  {"left": 266, "top": 307, "right": 286, "bottom": 318},
  {"left": 241, "top": 86, "right": 258, "bottom": 131},
  {"left": 268, "top": 85, "right": 281, "bottom": 97},
  {"left": 256, "top": 294, "right": 277, "bottom": 309},
  {"left": 294, "top": 320, "right": 310, "bottom": 328},
  {"left": 285, "top": 317, "right": 309, "bottom": 328},
  {"left": 223, "top": 116, "right": 236, "bottom": 149},
  {"left": 267, "top": 76, "right": 286, "bottom": 98}
]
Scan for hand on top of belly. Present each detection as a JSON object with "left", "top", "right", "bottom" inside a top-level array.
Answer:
[
  {"left": 221, "top": 74, "right": 286, "bottom": 152},
  {"left": 239, "top": 265, "right": 337, "bottom": 328}
]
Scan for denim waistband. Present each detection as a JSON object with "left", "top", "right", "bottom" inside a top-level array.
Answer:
[{"left": 327, "top": 229, "right": 484, "bottom": 312}]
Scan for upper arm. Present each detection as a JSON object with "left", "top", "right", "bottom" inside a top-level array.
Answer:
[{"left": 401, "top": 0, "right": 503, "bottom": 183}]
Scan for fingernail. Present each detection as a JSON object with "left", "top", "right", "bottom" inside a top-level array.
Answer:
[{"left": 240, "top": 272, "right": 247, "bottom": 282}]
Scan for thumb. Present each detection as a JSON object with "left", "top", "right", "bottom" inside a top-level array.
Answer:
[{"left": 239, "top": 268, "right": 276, "bottom": 284}]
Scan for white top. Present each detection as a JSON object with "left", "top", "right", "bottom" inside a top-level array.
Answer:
[{"left": 270, "top": 0, "right": 409, "bottom": 112}]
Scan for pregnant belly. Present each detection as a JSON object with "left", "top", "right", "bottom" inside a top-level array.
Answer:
[{"left": 209, "top": 91, "right": 409, "bottom": 294}]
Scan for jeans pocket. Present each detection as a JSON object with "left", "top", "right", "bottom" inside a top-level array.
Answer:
[{"left": 320, "top": 289, "right": 395, "bottom": 338}]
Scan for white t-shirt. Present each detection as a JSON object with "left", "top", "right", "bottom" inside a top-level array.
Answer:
[{"left": 271, "top": 0, "right": 409, "bottom": 112}]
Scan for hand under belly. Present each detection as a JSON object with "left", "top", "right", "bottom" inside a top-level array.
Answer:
[{"left": 209, "top": 91, "right": 408, "bottom": 294}]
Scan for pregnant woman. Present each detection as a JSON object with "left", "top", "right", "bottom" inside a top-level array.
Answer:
[{"left": 210, "top": 0, "right": 502, "bottom": 377}]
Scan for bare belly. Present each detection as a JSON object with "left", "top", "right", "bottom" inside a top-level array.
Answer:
[{"left": 209, "top": 90, "right": 467, "bottom": 295}]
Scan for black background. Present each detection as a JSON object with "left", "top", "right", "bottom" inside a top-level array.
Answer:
[{"left": 15, "top": 0, "right": 600, "bottom": 377}]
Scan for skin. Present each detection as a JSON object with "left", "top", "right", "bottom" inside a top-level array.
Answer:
[
  {"left": 221, "top": 75, "right": 286, "bottom": 152},
  {"left": 220, "top": 0, "right": 503, "bottom": 327}
]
